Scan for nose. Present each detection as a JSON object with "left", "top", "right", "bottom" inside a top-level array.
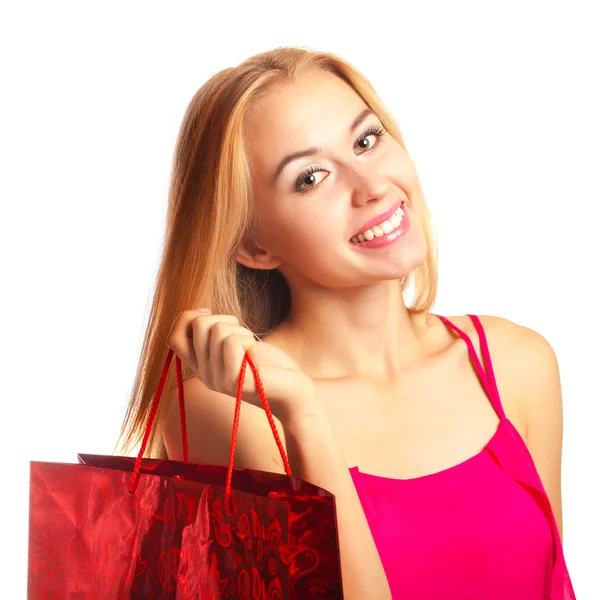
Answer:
[{"left": 349, "top": 163, "right": 389, "bottom": 208}]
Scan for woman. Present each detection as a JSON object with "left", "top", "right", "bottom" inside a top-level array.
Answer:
[{"left": 116, "top": 46, "right": 576, "bottom": 598}]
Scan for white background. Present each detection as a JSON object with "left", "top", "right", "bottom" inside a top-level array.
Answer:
[{"left": 1, "top": 1, "right": 598, "bottom": 597}]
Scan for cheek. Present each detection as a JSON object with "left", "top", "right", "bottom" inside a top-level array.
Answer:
[
  {"left": 262, "top": 204, "right": 340, "bottom": 254},
  {"left": 269, "top": 219, "right": 325, "bottom": 258},
  {"left": 398, "top": 155, "right": 423, "bottom": 195}
]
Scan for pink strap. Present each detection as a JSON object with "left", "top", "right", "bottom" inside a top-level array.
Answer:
[
  {"left": 467, "top": 314, "right": 506, "bottom": 420},
  {"left": 128, "top": 347, "right": 293, "bottom": 506},
  {"left": 433, "top": 314, "right": 505, "bottom": 421}
]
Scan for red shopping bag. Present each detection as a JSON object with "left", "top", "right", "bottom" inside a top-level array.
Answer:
[{"left": 27, "top": 348, "right": 344, "bottom": 599}]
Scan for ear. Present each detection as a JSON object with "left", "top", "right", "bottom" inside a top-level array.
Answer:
[{"left": 235, "top": 238, "right": 282, "bottom": 271}]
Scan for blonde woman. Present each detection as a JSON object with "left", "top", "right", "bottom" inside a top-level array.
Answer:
[{"left": 117, "top": 47, "right": 575, "bottom": 599}]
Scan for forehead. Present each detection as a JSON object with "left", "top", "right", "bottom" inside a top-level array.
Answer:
[{"left": 244, "top": 71, "right": 368, "bottom": 172}]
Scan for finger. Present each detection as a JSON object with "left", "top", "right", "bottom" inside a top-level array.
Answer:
[
  {"left": 192, "top": 314, "right": 239, "bottom": 386},
  {"left": 167, "top": 311, "right": 238, "bottom": 381},
  {"left": 210, "top": 323, "right": 255, "bottom": 387},
  {"left": 221, "top": 333, "right": 259, "bottom": 396},
  {"left": 166, "top": 309, "right": 208, "bottom": 370}
]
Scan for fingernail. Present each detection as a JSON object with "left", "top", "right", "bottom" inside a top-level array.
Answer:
[{"left": 196, "top": 308, "right": 211, "bottom": 314}]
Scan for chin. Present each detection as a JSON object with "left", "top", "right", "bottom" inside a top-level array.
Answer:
[{"left": 379, "top": 234, "right": 429, "bottom": 278}]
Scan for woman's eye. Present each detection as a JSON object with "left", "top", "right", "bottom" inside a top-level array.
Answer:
[
  {"left": 295, "top": 168, "right": 327, "bottom": 193},
  {"left": 293, "top": 123, "right": 387, "bottom": 194},
  {"left": 356, "top": 132, "right": 378, "bottom": 151}
]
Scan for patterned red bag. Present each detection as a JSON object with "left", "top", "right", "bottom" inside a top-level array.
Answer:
[{"left": 28, "top": 349, "right": 344, "bottom": 598}]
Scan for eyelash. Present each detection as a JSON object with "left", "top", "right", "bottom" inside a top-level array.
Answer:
[{"left": 293, "top": 124, "right": 387, "bottom": 194}]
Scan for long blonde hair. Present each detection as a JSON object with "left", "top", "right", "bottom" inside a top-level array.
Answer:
[{"left": 114, "top": 45, "right": 439, "bottom": 459}]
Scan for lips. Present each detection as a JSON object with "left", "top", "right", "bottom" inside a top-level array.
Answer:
[{"left": 351, "top": 199, "right": 405, "bottom": 239}]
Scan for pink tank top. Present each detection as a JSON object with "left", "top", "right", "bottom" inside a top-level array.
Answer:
[{"left": 349, "top": 314, "right": 576, "bottom": 599}]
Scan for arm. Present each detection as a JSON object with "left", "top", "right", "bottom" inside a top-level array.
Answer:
[
  {"left": 482, "top": 316, "right": 565, "bottom": 542},
  {"left": 163, "top": 377, "right": 392, "bottom": 600},
  {"left": 514, "top": 324, "right": 565, "bottom": 542},
  {"left": 280, "top": 410, "right": 392, "bottom": 599}
]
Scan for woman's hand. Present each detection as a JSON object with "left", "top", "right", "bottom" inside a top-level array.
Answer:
[
  {"left": 166, "top": 308, "right": 323, "bottom": 424},
  {"left": 168, "top": 309, "right": 393, "bottom": 598}
]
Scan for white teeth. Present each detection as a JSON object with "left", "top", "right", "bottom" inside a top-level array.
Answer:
[
  {"left": 351, "top": 205, "right": 405, "bottom": 243},
  {"left": 381, "top": 221, "right": 393, "bottom": 234}
]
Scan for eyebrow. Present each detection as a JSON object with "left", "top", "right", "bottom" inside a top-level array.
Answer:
[{"left": 273, "top": 107, "right": 376, "bottom": 184}]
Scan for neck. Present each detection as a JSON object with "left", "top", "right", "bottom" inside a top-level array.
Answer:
[{"left": 273, "top": 278, "right": 432, "bottom": 382}]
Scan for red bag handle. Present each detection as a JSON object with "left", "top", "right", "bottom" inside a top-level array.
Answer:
[{"left": 128, "top": 347, "right": 293, "bottom": 504}]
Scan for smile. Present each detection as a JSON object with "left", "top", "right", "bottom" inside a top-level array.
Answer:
[{"left": 349, "top": 201, "right": 410, "bottom": 249}]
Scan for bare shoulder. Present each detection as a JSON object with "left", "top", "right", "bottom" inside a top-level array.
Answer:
[
  {"left": 436, "top": 313, "right": 527, "bottom": 370},
  {"left": 162, "top": 375, "right": 288, "bottom": 473},
  {"left": 475, "top": 314, "right": 560, "bottom": 393},
  {"left": 438, "top": 314, "right": 561, "bottom": 432},
  {"left": 464, "top": 315, "right": 563, "bottom": 454},
  {"left": 470, "top": 314, "right": 565, "bottom": 539}
]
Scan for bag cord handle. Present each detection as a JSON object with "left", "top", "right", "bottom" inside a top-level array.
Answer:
[{"left": 128, "top": 347, "right": 293, "bottom": 506}]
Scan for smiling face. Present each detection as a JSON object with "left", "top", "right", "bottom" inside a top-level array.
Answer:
[{"left": 238, "top": 70, "right": 429, "bottom": 290}]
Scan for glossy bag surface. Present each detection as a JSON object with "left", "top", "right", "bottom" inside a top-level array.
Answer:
[{"left": 27, "top": 349, "right": 343, "bottom": 598}]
